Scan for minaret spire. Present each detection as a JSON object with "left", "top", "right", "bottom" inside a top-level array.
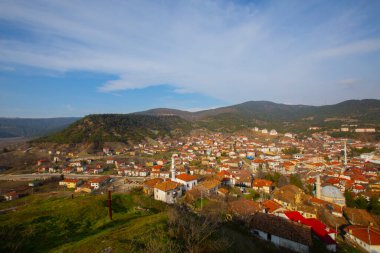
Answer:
[
  {"left": 171, "top": 154, "right": 177, "bottom": 180},
  {"left": 316, "top": 175, "right": 321, "bottom": 199},
  {"left": 342, "top": 140, "right": 347, "bottom": 174}
]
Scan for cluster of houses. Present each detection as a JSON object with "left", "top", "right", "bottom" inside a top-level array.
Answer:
[
  {"left": 25, "top": 129, "right": 380, "bottom": 252},
  {"left": 139, "top": 144, "right": 380, "bottom": 253},
  {"left": 58, "top": 176, "right": 110, "bottom": 193}
]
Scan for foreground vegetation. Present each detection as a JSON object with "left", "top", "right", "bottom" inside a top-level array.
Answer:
[{"left": 0, "top": 189, "right": 288, "bottom": 253}]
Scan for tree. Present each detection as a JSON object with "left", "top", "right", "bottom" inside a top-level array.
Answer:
[
  {"left": 290, "top": 175, "right": 303, "bottom": 189},
  {"left": 282, "top": 147, "right": 300, "bottom": 155},
  {"left": 277, "top": 175, "right": 289, "bottom": 187},
  {"left": 256, "top": 167, "right": 264, "bottom": 179},
  {"left": 344, "top": 190, "right": 355, "bottom": 208},
  {"left": 368, "top": 196, "right": 380, "bottom": 215},
  {"left": 167, "top": 205, "right": 228, "bottom": 253},
  {"left": 306, "top": 184, "right": 314, "bottom": 195},
  {"left": 355, "top": 196, "right": 368, "bottom": 209}
]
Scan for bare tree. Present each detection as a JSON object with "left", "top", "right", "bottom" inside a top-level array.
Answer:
[{"left": 167, "top": 205, "right": 228, "bottom": 253}]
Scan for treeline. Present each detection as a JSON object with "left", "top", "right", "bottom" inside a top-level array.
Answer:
[{"left": 344, "top": 190, "right": 380, "bottom": 215}]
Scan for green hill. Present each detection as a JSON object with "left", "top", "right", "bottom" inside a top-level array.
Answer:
[
  {"left": 0, "top": 190, "right": 286, "bottom": 253},
  {"left": 36, "top": 99, "right": 380, "bottom": 144},
  {"left": 37, "top": 114, "right": 193, "bottom": 144},
  {"left": 140, "top": 99, "right": 380, "bottom": 133}
]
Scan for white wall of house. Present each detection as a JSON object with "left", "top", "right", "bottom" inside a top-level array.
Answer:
[
  {"left": 154, "top": 188, "right": 182, "bottom": 204},
  {"left": 91, "top": 182, "right": 100, "bottom": 189},
  {"left": 176, "top": 179, "right": 197, "bottom": 191},
  {"left": 251, "top": 229, "right": 309, "bottom": 253},
  {"left": 347, "top": 234, "right": 380, "bottom": 253}
]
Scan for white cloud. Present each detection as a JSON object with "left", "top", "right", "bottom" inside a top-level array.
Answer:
[
  {"left": 336, "top": 78, "right": 358, "bottom": 86},
  {"left": 316, "top": 39, "right": 380, "bottom": 58},
  {"left": 0, "top": 0, "right": 379, "bottom": 104}
]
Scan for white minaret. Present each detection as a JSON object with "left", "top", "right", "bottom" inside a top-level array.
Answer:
[
  {"left": 171, "top": 154, "right": 177, "bottom": 180},
  {"left": 341, "top": 140, "right": 347, "bottom": 174},
  {"left": 316, "top": 175, "right": 321, "bottom": 199},
  {"left": 344, "top": 140, "right": 347, "bottom": 167}
]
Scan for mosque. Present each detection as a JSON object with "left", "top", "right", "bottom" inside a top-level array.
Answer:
[
  {"left": 315, "top": 175, "right": 346, "bottom": 206},
  {"left": 313, "top": 140, "right": 347, "bottom": 206}
]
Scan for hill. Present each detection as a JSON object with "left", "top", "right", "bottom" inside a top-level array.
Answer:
[
  {"left": 0, "top": 117, "right": 80, "bottom": 138},
  {"left": 36, "top": 99, "right": 380, "bottom": 144},
  {"left": 0, "top": 190, "right": 287, "bottom": 253},
  {"left": 139, "top": 99, "right": 380, "bottom": 133},
  {"left": 37, "top": 114, "right": 194, "bottom": 144}
]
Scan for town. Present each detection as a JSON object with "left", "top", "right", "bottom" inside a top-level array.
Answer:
[{"left": 1, "top": 127, "right": 379, "bottom": 253}]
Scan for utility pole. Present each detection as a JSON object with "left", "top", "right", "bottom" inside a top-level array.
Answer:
[
  {"left": 201, "top": 190, "right": 203, "bottom": 210},
  {"left": 108, "top": 190, "right": 113, "bottom": 220},
  {"left": 368, "top": 226, "right": 371, "bottom": 248}
]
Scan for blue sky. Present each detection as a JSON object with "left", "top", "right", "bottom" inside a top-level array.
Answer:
[{"left": 1, "top": 0, "right": 380, "bottom": 117}]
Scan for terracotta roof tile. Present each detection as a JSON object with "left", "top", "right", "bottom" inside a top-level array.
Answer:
[
  {"left": 155, "top": 180, "right": 181, "bottom": 192},
  {"left": 175, "top": 173, "right": 197, "bottom": 182}
]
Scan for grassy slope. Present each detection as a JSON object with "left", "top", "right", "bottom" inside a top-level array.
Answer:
[
  {"left": 0, "top": 190, "right": 361, "bottom": 253},
  {"left": 0, "top": 191, "right": 168, "bottom": 253}
]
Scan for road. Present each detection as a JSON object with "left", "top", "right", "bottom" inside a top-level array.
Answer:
[{"left": 0, "top": 173, "right": 147, "bottom": 182}]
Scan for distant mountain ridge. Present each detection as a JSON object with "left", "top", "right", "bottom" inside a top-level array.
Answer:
[
  {"left": 138, "top": 99, "right": 380, "bottom": 132},
  {"left": 15, "top": 99, "right": 380, "bottom": 143},
  {"left": 0, "top": 117, "right": 80, "bottom": 138}
]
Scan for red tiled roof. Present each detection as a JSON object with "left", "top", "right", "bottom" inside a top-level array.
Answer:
[
  {"left": 144, "top": 178, "right": 163, "bottom": 188},
  {"left": 89, "top": 176, "right": 109, "bottom": 184},
  {"left": 345, "top": 225, "right": 380, "bottom": 245},
  {"left": 262, "top": 200, "right": 282, "bottom": 213},
  {"left": 155, "top": 180, "right": 181, "bottom": 192},
  {"left": 326, "top": 178, "right": 340, "bottom": 184},
  {"left": 63, "top": 178, "right": 79, "bottom": 183},
  {"left": 229, "top": 199, "right": 261, "bottom": 216},
  {"left": 284, "top": 211, "right": 336, "bottom": 245},
  {"left": 253, "top": 179, "right": 273, "bottom": 187},
  {"left": 175, "top": 173, "right": 197, "bottom": 182}
]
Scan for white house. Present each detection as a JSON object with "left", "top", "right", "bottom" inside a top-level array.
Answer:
[
  {"left": 345, "top": 225, "right": 380, "bottom": 253},
  {"left": 88, "top": 176, "right": 109, "bottom": 190},
  {"left": 284, "top": 133, "right": 293, "bottom": 138},
  {"left": 154, "top": 180, "right": 183, "bottom": 204},
  {"left": 250, "top": 213, "right": 312, "bottom": 253},
  {"left": 174, "top": 173, "right": 197, "bottom": 191},
  {"left": 270, "top": 129, "right": 278, "bottom": 136}
]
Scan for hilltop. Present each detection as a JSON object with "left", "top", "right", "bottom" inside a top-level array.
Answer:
[
  {"left": 139, "top": 99, "right": 380, "bottom": 132},
  {"left": 31, "top": 99, "right": 380, "bottom": 144},
  {"left": 37, "top": 114, "right": 194, "bottom": 144}
]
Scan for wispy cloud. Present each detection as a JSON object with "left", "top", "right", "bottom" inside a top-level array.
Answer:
[
  {"left": 316, "top": 39, "right": 380, "bottom": 58},
  {"left": 336, "top": 78, "right": 359, "bottom": 87},
  {"left": 0, "top": 65, "right": 15, "bottom": 72},
  {"left": 0, "top": 0, "right": 379, "bottom": 105},
  {"left": 65, "top": 104, "right": 74, "bottom": 111}
]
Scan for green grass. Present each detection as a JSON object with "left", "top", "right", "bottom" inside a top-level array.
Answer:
[
  {"left": 0, "top": 190, "right": 168, "bottom": 253},
  {"left": 0, "top": 190, "right": 361, "bottom": 253},
  {"left": 194, "top": 198, "right": 211, "bottom": 209}
]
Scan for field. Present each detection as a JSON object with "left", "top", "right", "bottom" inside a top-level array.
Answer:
[
  {"left": 0, "top": 187, "right": 301, "bottom": 253},
  {"left": 0, "top": 188, "right": 362, "bottom": 253},
  {"left": 0, "top": 189, "right": 169, "bottom": 253}
]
